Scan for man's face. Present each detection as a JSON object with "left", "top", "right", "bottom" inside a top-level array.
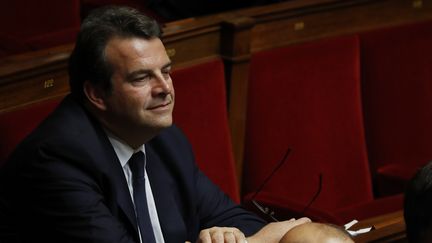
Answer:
[{"left": 101, "top": 36, "right": 174, "bottom": 144}]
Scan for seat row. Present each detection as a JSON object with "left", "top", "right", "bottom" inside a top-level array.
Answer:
[{"left": 1, "top": 0, "right": 432, "bottom": 225}]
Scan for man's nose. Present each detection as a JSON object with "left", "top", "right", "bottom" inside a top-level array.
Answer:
[{"left": 152, "top": 72, "right": 172, "bottom": 95}]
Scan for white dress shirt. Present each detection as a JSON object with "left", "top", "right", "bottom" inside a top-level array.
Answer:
[{"left": 107, "top": 133, "right": 165, "bottom": 243}]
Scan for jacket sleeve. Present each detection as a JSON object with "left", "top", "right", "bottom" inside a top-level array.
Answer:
[
  {"left": 144, "top": 125, "right": 267, "bottom": 241},
  {"left": 9, "top": 147, "right": 138, "bottom": 243},
  {"left": 160, "top": 126, "right": 266, "bottom": 236},
  {"left": 194, "top": 166, "right": 266, "bottom": 236}
]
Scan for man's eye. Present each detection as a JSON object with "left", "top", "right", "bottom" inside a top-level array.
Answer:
[{"left": 133, "top": 75, "right": 151, "bottom": 82}]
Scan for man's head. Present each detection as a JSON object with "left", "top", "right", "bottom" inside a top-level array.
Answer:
[
  {"left": 280, "top": 222, "right": 354, "bottom": 243},
  {"left": 404, "top": 161, "right": 432, "bottom": 243},
  {"left": 69, "top": 6, "right": 162, "bottom": 101},
  {"left": 69, "top": 6, "right": 174, "bottom": 147}
]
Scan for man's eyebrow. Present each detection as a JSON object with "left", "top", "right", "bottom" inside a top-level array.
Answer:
[
  {"left": 126, "top": 69, "right": 151, "bottom": 80},
  {"left": 126, "top": 61, "right": 172, "bottom": 80},
  {"left": 162, "top": 61, "right": 172, "bottom": 70}
]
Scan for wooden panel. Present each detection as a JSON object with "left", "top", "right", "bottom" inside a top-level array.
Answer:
[
  {"left": 250, "top": 0, "right": 432, "bottom": 52},
  {"left": 0, "top": 69, "right": 69, "bottom": 113},
  {"left": 164, "top": 27, "right": 221, "bottom": 68},
  {"left": 220, "top": 17, "right": 255, "bottom": 185},
  {"left": 0, "top": 45, "right": 72, "bottom": 113},
  {"left": 352, "top": 211, "right": 407, "bottom": 242}
]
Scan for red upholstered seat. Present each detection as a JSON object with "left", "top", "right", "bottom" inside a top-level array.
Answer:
[
  {"left": 242, "top": 36, "right": 403, "bottom": 224},
  {"left": 0, "top": 0, "right": 80, "bottom": 56},
  {"left": 172, "top": 58, "right": 240, "bottom": 202},
  {"left": 360, "top": 20, "right": 432, "bottom": 197},
  {"left": 0, "top": 33, "right": 32, "bottom": 58},
  {"left": 80, "top": 0, "right": 166, "bottom": 23},
  {"left": 0, "top": 99, "right": 61, "bottom": 167}
]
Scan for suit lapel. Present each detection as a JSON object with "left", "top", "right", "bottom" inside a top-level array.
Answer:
[
  {"left": 146, "top": 145, "right": 189, "bottom": 242},
  {"left": 57, "top": 96, "right": 140, "bottom": 240},
  {"left": 108, "top": 151, "right": 139, "bottom": 234},
  {"left": 92, "top": 117, "right": 139, "bottom": 239}
]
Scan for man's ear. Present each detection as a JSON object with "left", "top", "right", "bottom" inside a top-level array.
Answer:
[{"left": 83, "top": 81, "right": 107, "bottom": 111}]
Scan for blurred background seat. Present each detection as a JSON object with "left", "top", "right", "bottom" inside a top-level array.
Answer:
[
  {"left": 172, "top": 58, "right": 240, "bottom": 202},
  {"left": 242, "top": 35, "right": 403, "bottom": 224}
]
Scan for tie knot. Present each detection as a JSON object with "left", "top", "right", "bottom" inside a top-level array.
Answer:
[{"left": 129, "top": 151, "right": 145, "bottom": 179}]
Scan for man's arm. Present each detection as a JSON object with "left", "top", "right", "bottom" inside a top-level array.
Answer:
[
  {"left": 13, "top": 155, "right": 137, "bottom": 243},
  {"left": 194, "top": 168, "right": 265, "bottom": 236},
  {"left": 195, "top": 218, "right": 311, "bottom": 243},
  {"left": 192, "top": 163, "right": 311, "bottom": 243}
]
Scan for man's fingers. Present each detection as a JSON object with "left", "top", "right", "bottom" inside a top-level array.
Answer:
[
  {"left": 233, "top": 229, "right": 247, "bottom": 243},
  {"left": 283, "top": 217, "right": 312, "bottom": 231},
  {"left": 197, "top": 227, "right": 245, "bottom": 243},
  {"left": 223, "top": 231, "right": 236, "bottom": 243},
  {"left": 197, "top": 229, "right": 211, "bottom": 243},
  {"left": 210, "top": 228, "right": 224, "bottom": 243},
  {"left": 292, "top": 217, "right": 312, "bottom": 226}
]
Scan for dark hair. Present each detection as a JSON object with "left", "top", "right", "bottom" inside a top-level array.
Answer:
[
  {"left": 68, "top": 6, "right": 162, "bottom": 102},
  {"left": 404, "top": 161, "right": 432, "bottom": 243}
]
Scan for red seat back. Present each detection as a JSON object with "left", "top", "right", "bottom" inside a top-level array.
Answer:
[
  {"left": 360, "top": 20, "right": 432, "bottom": 196},
  {"left": 0, "top": 99, "right": 61, "bottom": 166},
  {"left": 172, "top": 58, "right": 240, "bottom": 202},
  {"left": 0, "top": 0, "right": 80, "bottom": 55},
  {"left": 243, "top": 36, "right": 374, "bottom": 211}
]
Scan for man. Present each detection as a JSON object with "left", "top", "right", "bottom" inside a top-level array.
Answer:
[
  {"left": 0, "top": 6, "right": 309, "bottom": 243},
  {"left": 280, "top": 223, "right": 353, "bottom": 243},
  {"left": 404, "top": 161, "right": 432, "bottom": 243}
]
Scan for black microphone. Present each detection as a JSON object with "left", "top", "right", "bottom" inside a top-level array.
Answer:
[
  {"left": 301, "top": 173, "right": 323, "bottom": 215},
  {"left": 249, "top": 148, "right": 293, "bottom": 222},
  {"left": 248, "top": 147, "right": 324, "bottom": 222}
]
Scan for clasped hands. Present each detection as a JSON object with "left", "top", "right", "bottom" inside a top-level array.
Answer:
[{"left": 186, "top": 217, "right": 311, "bottom": 243}]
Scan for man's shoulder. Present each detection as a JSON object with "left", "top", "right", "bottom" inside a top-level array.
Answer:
[
  {"left": 148, "top": 124, "right": 190, "bottom": 150},
  {"left": 28, "top": 95, "right": 99, "bottom": 143},
  {"left": 147, "top": 125, "right": 195, "bottom": 164},
  {"left": 150, "top": 125, "right": 191, "bottom": 150}
]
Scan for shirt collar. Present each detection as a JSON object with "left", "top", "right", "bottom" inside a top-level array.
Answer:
[{"left": 105, "top": 130, "right": 145, "bottom": 168}]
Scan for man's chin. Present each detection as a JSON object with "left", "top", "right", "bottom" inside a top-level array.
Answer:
[
  {"left": 136, "top": 115, "right": 173, "bottom": 135},
  {"left": 151, "top": 118, "right": 173, "bottom": 130},
  {"left": 156, "top": 121, "right": 173, "bottom": 130}
]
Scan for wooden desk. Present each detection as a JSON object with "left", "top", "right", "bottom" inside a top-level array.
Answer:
[{"left": 352, "top": 211, "right": 407, "bottom": 242}]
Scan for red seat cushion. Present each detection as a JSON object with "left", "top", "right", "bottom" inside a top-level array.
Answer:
[
  {"left": 26, "top": 27, "right": 80, "bottom": 50},
  {"left": 0, "top": 0, "right": 80, "bottom": 39},
  {"left": 0, "top": 33, "right": 32, "bottom": 57},
  {"left": 80, "top": 0, "right": 166, "bottom": 23},
  {"left": 243, "top": 191, "right": 403, "bottom": 225},
  {"left": 0, "top": 0, "right": 80, "bottom": 55},
  {"left": 172, "top": 58, "right": 239, "bottom": 202},
  {"left": 243, "top": 35, "right": 401, "bottom": 223},
  {"left": 0, "top": 99, "right": 61, "bottom": 166},
  {"left": 360, "top": 20, "right": 432, "bottom": 196}
]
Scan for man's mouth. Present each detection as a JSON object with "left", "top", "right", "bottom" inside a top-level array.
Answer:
[{"left": 148, "top": 101, "right": 172, "bottom": 110}]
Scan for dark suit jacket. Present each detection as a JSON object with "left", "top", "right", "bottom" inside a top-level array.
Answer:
[{"left": 0, "top": 95, "right": 265, "bottom": 243}]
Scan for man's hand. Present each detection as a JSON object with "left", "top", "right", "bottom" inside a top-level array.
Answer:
[
  {"left": 247, "top": 217, "right": 311, "bottom": 243},
  {"left": 197, "top": 226, "right": 247, "bottom": 243}
]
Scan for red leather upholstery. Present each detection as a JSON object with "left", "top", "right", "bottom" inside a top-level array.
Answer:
[
  {"left": 242, "top": 35, "right": 403, "bottom": 224},
  {"left": 172, "top": 58, "right": 240, "bottom": 202},
  {"left": 80, "top": 0, "right": 166, "bottom": 23},
  {"left": 0, "top": 98, "right": 61, "bottom": 166},
  {"left": 360, "top": 20, "right": 432, "bottom": 196},
  {"left": 0, "top": 0, "right": 80, "bottom": 56}
]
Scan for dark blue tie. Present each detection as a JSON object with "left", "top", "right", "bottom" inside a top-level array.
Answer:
[{"left": 129, "top": 151, "right": 157, "bottom": 243}]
